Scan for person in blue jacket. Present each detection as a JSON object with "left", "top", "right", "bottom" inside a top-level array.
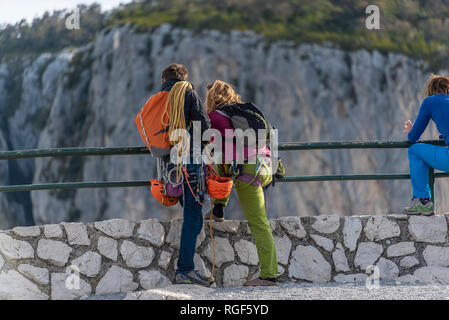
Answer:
[{"left": 402, "top": 74, "right": 449, "bottom": 216}]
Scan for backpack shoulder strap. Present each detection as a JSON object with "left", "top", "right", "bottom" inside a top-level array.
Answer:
[{"left": 214, "top": 109, "right": 231, "bottom": 118}]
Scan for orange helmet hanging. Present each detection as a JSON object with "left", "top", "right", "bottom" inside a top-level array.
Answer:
[
  {"left": 207, "top": 176, "right": 233, "bottom": 200},
  {"left": 150, "top": 179, "right": 179, "bottom": 206}
]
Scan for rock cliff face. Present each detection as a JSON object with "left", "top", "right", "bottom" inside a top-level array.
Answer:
[{"left": 0, "top": 23, "right": 445, "bottom": 228}]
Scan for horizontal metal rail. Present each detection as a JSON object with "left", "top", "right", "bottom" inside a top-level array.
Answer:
[
  {"left": 278, "top": 172, "right": 449, "bottom": 182},
  {"left": 1, "top": 172, "right": 448, "bottom": 193},
  {"left": 278, "top": 139, "right": 446, "bottom": 150},
  {"left": 0, "top": 140, "right": 445, "bottom": 160},
  {"left": 0, "top": 140, "right": 447, "bottom": 201},
  {"left": 0, "top": 147, "right": 150, "bottom": 160}
]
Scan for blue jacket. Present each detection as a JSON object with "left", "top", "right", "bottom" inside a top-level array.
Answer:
[{"left": 408, "top": 94, "right": 449, "bottom": 146}]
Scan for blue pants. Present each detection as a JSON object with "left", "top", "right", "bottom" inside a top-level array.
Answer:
[
  {"left": 176, "top": 164, "right": 204, "bottom": 274},
  {"left": 408, "top": 143, "right": 449, "bottom": 198}
]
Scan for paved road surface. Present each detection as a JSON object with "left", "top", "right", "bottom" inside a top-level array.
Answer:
[{"left": 82, "top": 280, "right": 449, "bottom": 300}]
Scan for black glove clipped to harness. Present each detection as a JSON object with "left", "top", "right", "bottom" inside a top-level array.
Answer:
[{"left": 212, "top": 203, "right": 225, "bottom": 219}]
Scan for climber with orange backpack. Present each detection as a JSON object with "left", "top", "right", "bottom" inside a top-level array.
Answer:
[{"left": 135, "top": 63, "right": 213, "bottom": 286}]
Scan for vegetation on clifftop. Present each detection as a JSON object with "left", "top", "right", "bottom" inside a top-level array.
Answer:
[{"left": 2, "top": 0, "right": 449, "bottom": 69}]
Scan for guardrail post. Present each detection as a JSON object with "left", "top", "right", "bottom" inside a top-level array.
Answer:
[{"left": 429, "top": 167, "right": 435, "bottom": 204}]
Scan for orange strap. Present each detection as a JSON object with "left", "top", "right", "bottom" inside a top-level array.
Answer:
[{"left": 182, "top": 166, "right": 205, "bottom": 207}]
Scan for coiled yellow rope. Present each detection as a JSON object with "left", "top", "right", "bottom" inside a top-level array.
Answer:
[{"left": 161, "top": 81, "right": 192, "bottom": 183}]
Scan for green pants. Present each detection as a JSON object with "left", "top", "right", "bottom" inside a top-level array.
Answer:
[{"left": 214, "top": 163, "right": 278, "bottom": 279}]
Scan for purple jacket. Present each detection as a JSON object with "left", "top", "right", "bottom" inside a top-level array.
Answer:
[{"left": 208, "top": 109, "right": 270, "bottom": 163}]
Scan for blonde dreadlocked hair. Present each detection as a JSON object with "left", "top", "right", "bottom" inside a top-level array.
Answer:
[{"left": 206, "top": 80, "right": 243, "bottom": 113}]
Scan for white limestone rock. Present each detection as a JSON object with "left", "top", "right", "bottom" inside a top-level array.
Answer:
[
  {"left": 44, "top": 224, "right": 63, "bottom": 238},
  {"left": 376, "top": 258, "right": 399, "bottom": 280},
  {"left": 400, "top": 256, "right": 420, "bottom": 269},
  {"left": 274, "top": 235, "right": 292, "bottom": 265},
  {"left": 408, "top": 216, "right": 447, "bottom": 244},
  {"left": 235, "top": 239, "right": 258, "bottom": 266},
  {"left": 343, "top": 217, "right": 362, "bottom": 251},
  {"left": 0, "top": 233, "right": 34, "bottom": 261},
  {"left": 70, "top": 251, "right": 102, "bottom": 277},
  {"left": 413, "top": 266, "right": 449, "bottom": 284},
  {"left": 0, "top": 270, "right": 48, "bottom": 300},
  {"left": 37, "top": 239, "right": 72, "bottom": 266},
  {"left": 12, "top": 226, "right": 41, "bottom": 237},
  {"left": 311, "top": 216, "right": 340, "bottom": 234},
  {"left": 422, "top": 245, "right": 449, "bottom": 267},
  {"left": 136, "top": 219, "right": 165, "bottom": 247},
  {"left": 310, "top": 234, "right": 334, "bottom": 252},
  {"left": 387, "top": 214, "right": 409, "bottom": 220},
  {"left": 332, "top": 243, "right": 350, "bottom": 272},
  {"left": 138, "top": 270, "right": 172, "bottom": 289},
  {"left": 18, "top": 264, "right": 49, "bottom": 285},
  {"left": 279, "top": 216, "right": 306, "bottom": 239},
  {"left": 94, "top": 219, "right": 135, "bottom": 239},
  {"left": 158, "top": 250, "right": 172, "bottom": 270},
  {"left": 166, "top": 219, "right": 205, "bottom": 249},
  {"left": 201, "top": 237, "right": 234, "bottom": 267},
  {"left": 97, "top": 236, "right": 118, "bottom": 261},
  {"left": 289, "top": 245, "right": 332, "bottom": 282},
  {"left": 354, "top": 242, "right": 383, "bottom": 270},
  {"left": 95, "top": 266, "right": 139, "bottom": 295},
  {"left": 223, "top": 264, "right": 249, "bottom": 287},
  {"left": 51, "top": 272, "right": 91, "bottom": 300},
  {"left": 210, "top": 220, "right": 240, "bottom": 233},
  {"left": 120, "top": 240, "right": 155, "bottom": 268},
  {"left": 395, "top": 274, "right": 422, "bottom": 284},
  {"left": 364, "top": 216, "right": 400, "bottom": 241},
  {"left": 61, "top": 222, "right": 90, "bottom": 246},
  {"left": 333, "top": 273, "right": 368, "bottom": 283},
  {"left": 387, "top": 242, "right": 416, "bottom": 257},
  {"left": 278, "top": 265, "right": 285, "bottom": 276},
  {"left": 0, "top": 254, "right": 3, "bottom": 271}
]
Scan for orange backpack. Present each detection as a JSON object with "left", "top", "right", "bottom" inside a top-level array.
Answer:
[{"left": 135, "top": 91, "right": 171, "bottom": 157}]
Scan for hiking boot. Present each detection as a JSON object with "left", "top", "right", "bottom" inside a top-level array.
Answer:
[
  {"left": 175, "top": 270, "right": 214, "bottom": 287},
  {"left": 402, "top": 198, "right": 434, "bottom": 216},
  {"left": 243, "top": 277, "right": 277, "bottom": 287}
]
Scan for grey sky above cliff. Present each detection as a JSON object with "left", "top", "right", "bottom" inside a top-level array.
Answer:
[{"left": 0, "top": 0, "right": 133, "bottom": 24}]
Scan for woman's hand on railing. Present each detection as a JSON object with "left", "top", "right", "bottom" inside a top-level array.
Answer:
[{"left": 403, "top": 120, "right": 413, "bottom": 134}]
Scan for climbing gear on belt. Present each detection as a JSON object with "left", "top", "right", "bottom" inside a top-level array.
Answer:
[
  {"left": 235, "top": 156, "right": 272, "bottom": 191},
  {"left": 165, "top": 167, "right": 183, "bottom": 197},
  {"left": 182, "top": 166, "right": 205, "bottom": 206}
]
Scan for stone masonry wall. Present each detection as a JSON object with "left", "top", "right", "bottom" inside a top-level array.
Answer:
[{"left": 1, "top": 214, "right": 449, "bottom": 299}]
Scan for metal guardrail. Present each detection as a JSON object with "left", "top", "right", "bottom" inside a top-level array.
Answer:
[{"left": 0, "top": 140, "right": 447, "bottom": 203}]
